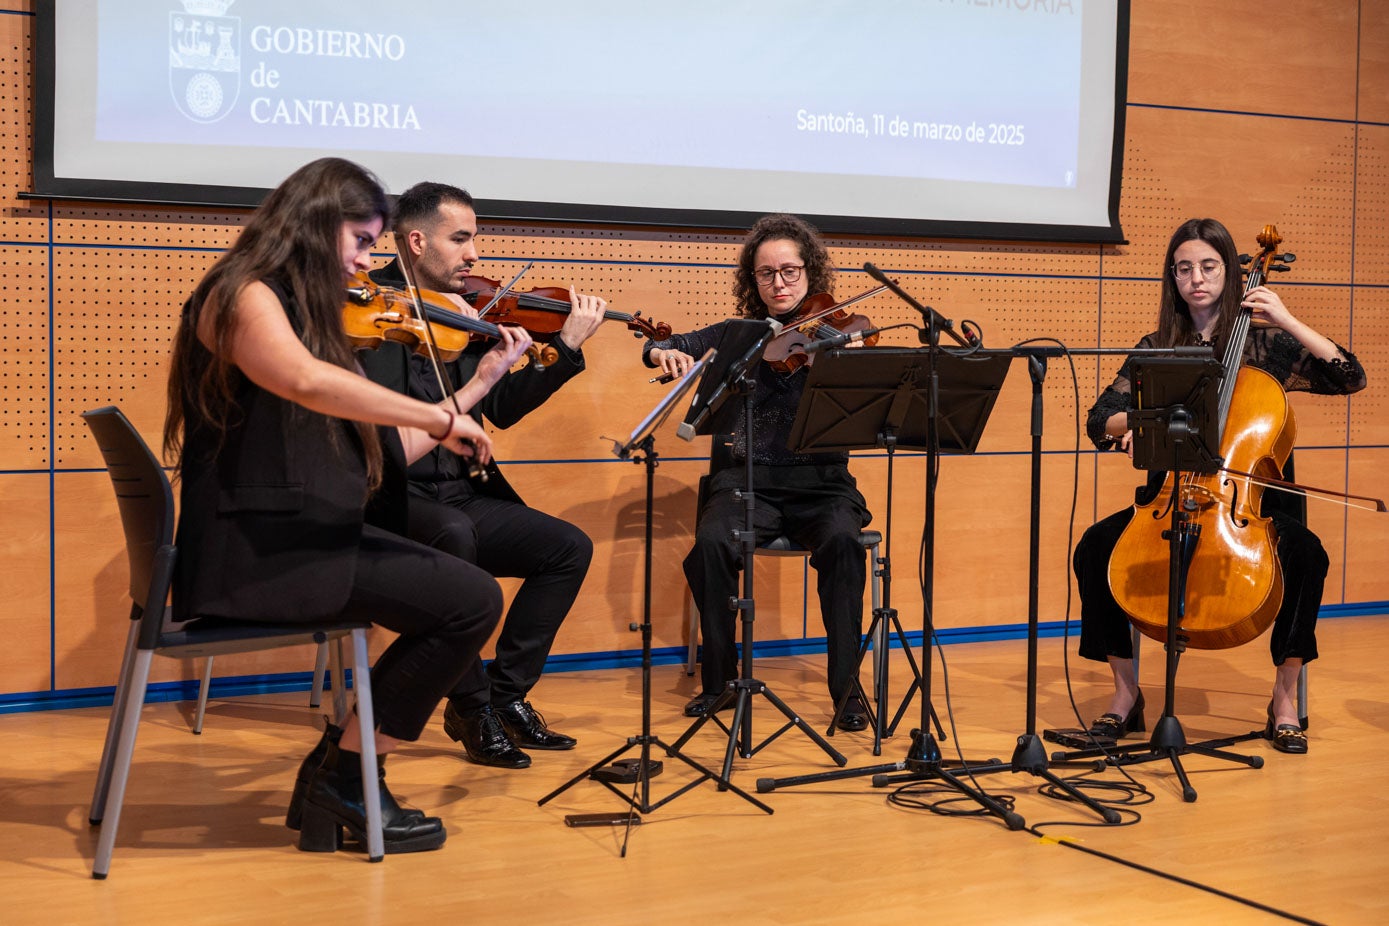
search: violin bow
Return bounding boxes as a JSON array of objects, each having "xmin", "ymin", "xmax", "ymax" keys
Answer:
[
  {"xmin": 1221, "ymin": 466, "xmax": 1386, "ymax": 513},
  {"xmin": 391, "ymin": 236, "xmax": 488, "ymax": 481},
  {"xmin": 476, "ymin": 260, "xmax": 534, "ymax": 318}
]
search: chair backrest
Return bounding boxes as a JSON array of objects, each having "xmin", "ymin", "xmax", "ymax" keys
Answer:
[{"xmin": 82, "ymin": 407, "xmax": 176, "ymax": 611}]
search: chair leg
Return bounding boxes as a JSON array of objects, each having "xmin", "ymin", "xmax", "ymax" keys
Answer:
[
  {"xmin": 348, "ymin": 629, "xmax": 384, "ymax": 862},
  {"xmin": 92, "ymin": 649, "xmax": 156, "ymax": 879},
  {"xmin": 192, "ymin": 657, "xmax": 214, "ymax": 735},
  {"xmin": 330, "ymin": 638, "xmax": 349, "ymax": 723},
  {"xmin": 866, "ymin": 539, "xmax": 884, "ymax": 666},
  {"xmin": 91, "ymin": 623, "xmax": 140, "ymax": 826},
  {"xmin": 309, "ymin": 641, "xmax": 330, "ymax": 709}
]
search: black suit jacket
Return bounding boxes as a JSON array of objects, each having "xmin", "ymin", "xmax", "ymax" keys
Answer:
[{"xmin": 358, "ymin": 259, "xmax": 585, "ymax": 507}]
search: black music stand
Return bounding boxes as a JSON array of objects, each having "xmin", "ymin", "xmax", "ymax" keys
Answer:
[
  {"xmin": 779, "ymin": 347, "xmax": 960, "ymax": 754},
  {"xmin": 537, "ymin": 350, "xmax": 771, "ymax": 854},
  {"xmin": 1053, "ymin": 356, "xmax": 1263, "ymax": 801},
  {"xmin": 671, "ymin": 320, "xmax": 849, "ymax": 783},
  {"xmin": 758, "ymin": 346, "xmax": 1020, "ymax": 828}
]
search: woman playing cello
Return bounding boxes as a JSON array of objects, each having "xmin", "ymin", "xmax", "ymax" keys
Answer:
[{"xmin": 1073, "ymin": 218, "xmax": 1366, "ymax": 754}]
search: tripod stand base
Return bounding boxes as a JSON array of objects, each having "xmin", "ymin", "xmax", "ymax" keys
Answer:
[
  {"xmin": 1050, "ymin": 714, "xmax": 1262, "ymax": 803},
  {"xmin": 538, "ymin": 733, "xmax": 773, "ymax": 815},
  {"xmin": 673, "ymin": 678, "xmax": 847, "ymax": 784}
]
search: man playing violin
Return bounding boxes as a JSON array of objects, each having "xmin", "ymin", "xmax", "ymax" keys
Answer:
[
  {"xmin": 1073, "ymin": 217, "xmax": 1366, "ymax": 754},
  {"xmin": 359, "ymin": 181, "xmax": 607, "ymax": 769},
  {"xmin": 644, "ymin": 213, "xmax": 873, "ymax": 730}
]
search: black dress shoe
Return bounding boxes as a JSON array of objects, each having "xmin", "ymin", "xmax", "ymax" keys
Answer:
[
  {"xmin": 443, "ymin": 702, "xmax": 532, "ymax": 769},
  {"xmin": 683, "ymin": 692, "xmax": 732, "ymax": 717},
  {"xmin": 1265, "ymin": 702, "xmax": 1308, "ymax": 754},
  {"xmin": 298, "ymin": 742, "xmax": 446, "ymax": 855},
  {"xmin": 1087, "ymin": 689, "xmax": 1146, "ymax": 739},
  {"xmin": 835, "ymin": 697, "xmax": 869, "ymax": 733},
  {"xmin": 494, "ymin": 699, "xmax": 577, "ymax": 750}
]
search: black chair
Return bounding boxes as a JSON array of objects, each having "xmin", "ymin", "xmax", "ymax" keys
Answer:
[
  {"xmin": 192, "ymin": 640, "xmax": 341, "ymax": 734},
  {"xmin": 82, "ymin": 406, "xmax": 384, "ymax": 877}
]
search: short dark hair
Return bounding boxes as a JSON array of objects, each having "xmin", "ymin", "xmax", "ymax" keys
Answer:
[{"xmin": 393, "ymin": 181, "xmax": 475, "ymax": 234}]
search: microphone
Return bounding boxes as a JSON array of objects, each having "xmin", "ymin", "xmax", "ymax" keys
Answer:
[
  {"xmin": 863, "ymin": 262, "xmax": 979, "ymax": 347},
  {"xmin": 802, "ymin": 326, "xmax": 882, "ymax": 355}
]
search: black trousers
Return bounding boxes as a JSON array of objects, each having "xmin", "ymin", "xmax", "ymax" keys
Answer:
[
  {"xmin": 338, "ymin": 524, "xmax": 503, "ymax": 741},
  {"xmin": 406, "ymin": 485, "xmax": 593, "ymax": 712},
  {"xmin": 685, "ymin": 464, "xmax": 868, "ymax": 702},
  {"xmin": 1074, "ymin": 506, "xmax": 1326, "ymax": 666}
]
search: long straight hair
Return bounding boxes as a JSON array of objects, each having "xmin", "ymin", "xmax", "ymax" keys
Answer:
[
  {"xmin": 164, "ymin": 157, "xmax": 391, "ymax": 487},
  {"xmin": 1154, "ymin": 217, "xmax": 1244, "ymax": 349}
]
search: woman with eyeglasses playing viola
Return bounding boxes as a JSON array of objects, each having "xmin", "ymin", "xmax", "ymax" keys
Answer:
[
  {"xmin": 1072, "ymin": 217, "xmax": 1365, "ymax": 754},
  {"xmin": 643, "ymin": 213, "xmax": 873, "ymax": 730}
]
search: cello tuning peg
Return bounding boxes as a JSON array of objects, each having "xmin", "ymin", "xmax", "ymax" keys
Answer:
[
  {"xmin": 1237, "ymin": 253, "xmax": 1252, "ymax": 265},
  {"xmin": 1279, "ymin": 252, "xmax": 1296, "ymax": 262},
  {"xmin": 1270, "ymin": 264, "xmax": 1292, "ymax": 272}
]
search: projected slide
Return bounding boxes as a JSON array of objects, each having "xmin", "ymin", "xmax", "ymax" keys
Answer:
[{"xmin": 37, "ymin": 0, "xmax": 1126, "ymax": 241}]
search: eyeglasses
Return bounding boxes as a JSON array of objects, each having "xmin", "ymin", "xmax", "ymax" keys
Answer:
[
  {"xmin": 752, "ymin": 264, "xmax": 804, "ymax": 286},
  {"xmin": 1172, "ymin": 259, "xmax": 1225, "ymax": 280}
]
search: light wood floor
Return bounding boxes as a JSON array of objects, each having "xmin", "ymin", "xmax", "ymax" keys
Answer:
[{"xmin": 3, "ymin": 616, "xmax": 1387, "ymax": 925}]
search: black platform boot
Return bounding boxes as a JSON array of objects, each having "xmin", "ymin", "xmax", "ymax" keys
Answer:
[
  {"xmin": 297, "ymin": 741, "xmax": 446, "ymax": 854},
  {"xmin": 286, "ymin": 724, "xmax": 426, "ymax": 831},
  {"xmin": 285, "ymin": 722, "xmax": 340, "ymax": 831}
]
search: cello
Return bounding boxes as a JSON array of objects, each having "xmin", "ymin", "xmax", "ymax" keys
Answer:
[{"xmin": 1108, "ymin": 225, "xmax": 1295, "ymax": 650}]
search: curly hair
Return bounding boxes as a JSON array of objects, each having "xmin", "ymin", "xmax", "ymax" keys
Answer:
[
  {"xmin": 732, "ymin": 213, "xmax": 835, "ymax": 319},
  {"xmin": 1154, "ymin": 218, "xmax": 1243, "ymax": 350},
  {"xmin": 164, "ymin": 157, "xmax": 391, "ymax": 486}
]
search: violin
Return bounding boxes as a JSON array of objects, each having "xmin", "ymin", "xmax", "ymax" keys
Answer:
[
  {"xmin": 344, "ymin": 272, "xmax": 504, "ymax": 362},
  {"xmin": 459, "ymin": 274, "xmax": 671, "ymax": 342},
  {"xmin": 762, "ymin": 285, "xmax": 887, "ymax": 374}
]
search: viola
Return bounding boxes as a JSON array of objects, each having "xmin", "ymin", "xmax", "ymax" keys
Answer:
[
  {"xmin": 762, "ymin": 285, "xmax": 887, "ymax": 374},
  {"xmin": 459, "ymin": 274, "xmax": 671, "ymax": 342},
  {"xmin": 344, "ymin": 272, "xmax": 504, "ymax": 362},
  {"xmin": 1108, "ymin": 225, "xmax": 1294, "ymax": 650}
]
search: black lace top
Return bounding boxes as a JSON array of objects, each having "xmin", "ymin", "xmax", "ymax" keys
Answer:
[{"xmin": 1086, "ymin": 327, "xmax": 1367, "ymax": 451}]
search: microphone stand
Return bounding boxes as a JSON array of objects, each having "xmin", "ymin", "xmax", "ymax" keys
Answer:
[
  {"xmin": 538, "ymin": 362, "xmax": 771, "ymax": 853},
  {"xmin": 757, "ymin": 267, "xmax": 1021, "ymax": 830}
]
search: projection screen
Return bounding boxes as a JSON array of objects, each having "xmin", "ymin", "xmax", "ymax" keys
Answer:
[{"xmin": 32, "ymin": 0, "xmax": 1129, "ymax": 242}]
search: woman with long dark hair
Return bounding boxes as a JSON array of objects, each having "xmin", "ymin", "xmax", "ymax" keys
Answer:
[
  {"xmin": 164, "ymin": 157, "xmax": 531, "ymax": 852},
  {"xmin": 1074, "ymin": 218, "xmax": 1366, "ymax": 754}
]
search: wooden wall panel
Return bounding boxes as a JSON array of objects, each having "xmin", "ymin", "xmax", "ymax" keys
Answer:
[
  {"xmin": 0, "ymin": 6, "xmax": 47, "ymax": 244},
  {"xmin": 1128, "ymin": 0, "xmax": 1361, "ymax": 120},
  {"xmin": 1344, "ymin": 449, "xmax": 1389, "ymax": 603},
  {"xmin": 0, "ymin": 473, "xmax": 50, "ymax": 695},
  {"xmin": 3, "ymin": 3, "xmax": 1386, "ymax": 704},
  {"xmin": 53, "ymin": 248, "xmax": 217, "ymax": 468},
  {"xmin": 1360, "ymin": 0, "xmax": 1389, "ymax": 123},
  {"xmin": 0, "ymin": 245, "xmax": 49, "ymax": 470},
  {"xmin": 1347, "ymin": 285, "xmax": 1389, "ymax": 446},
  {"xmin": 1354, "ymin": 125, "xmax": 1389, "ymax": 286},
  {"xmin": 1115, "ymin": 108, "xmax": 1358, "ymax": 283}
]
